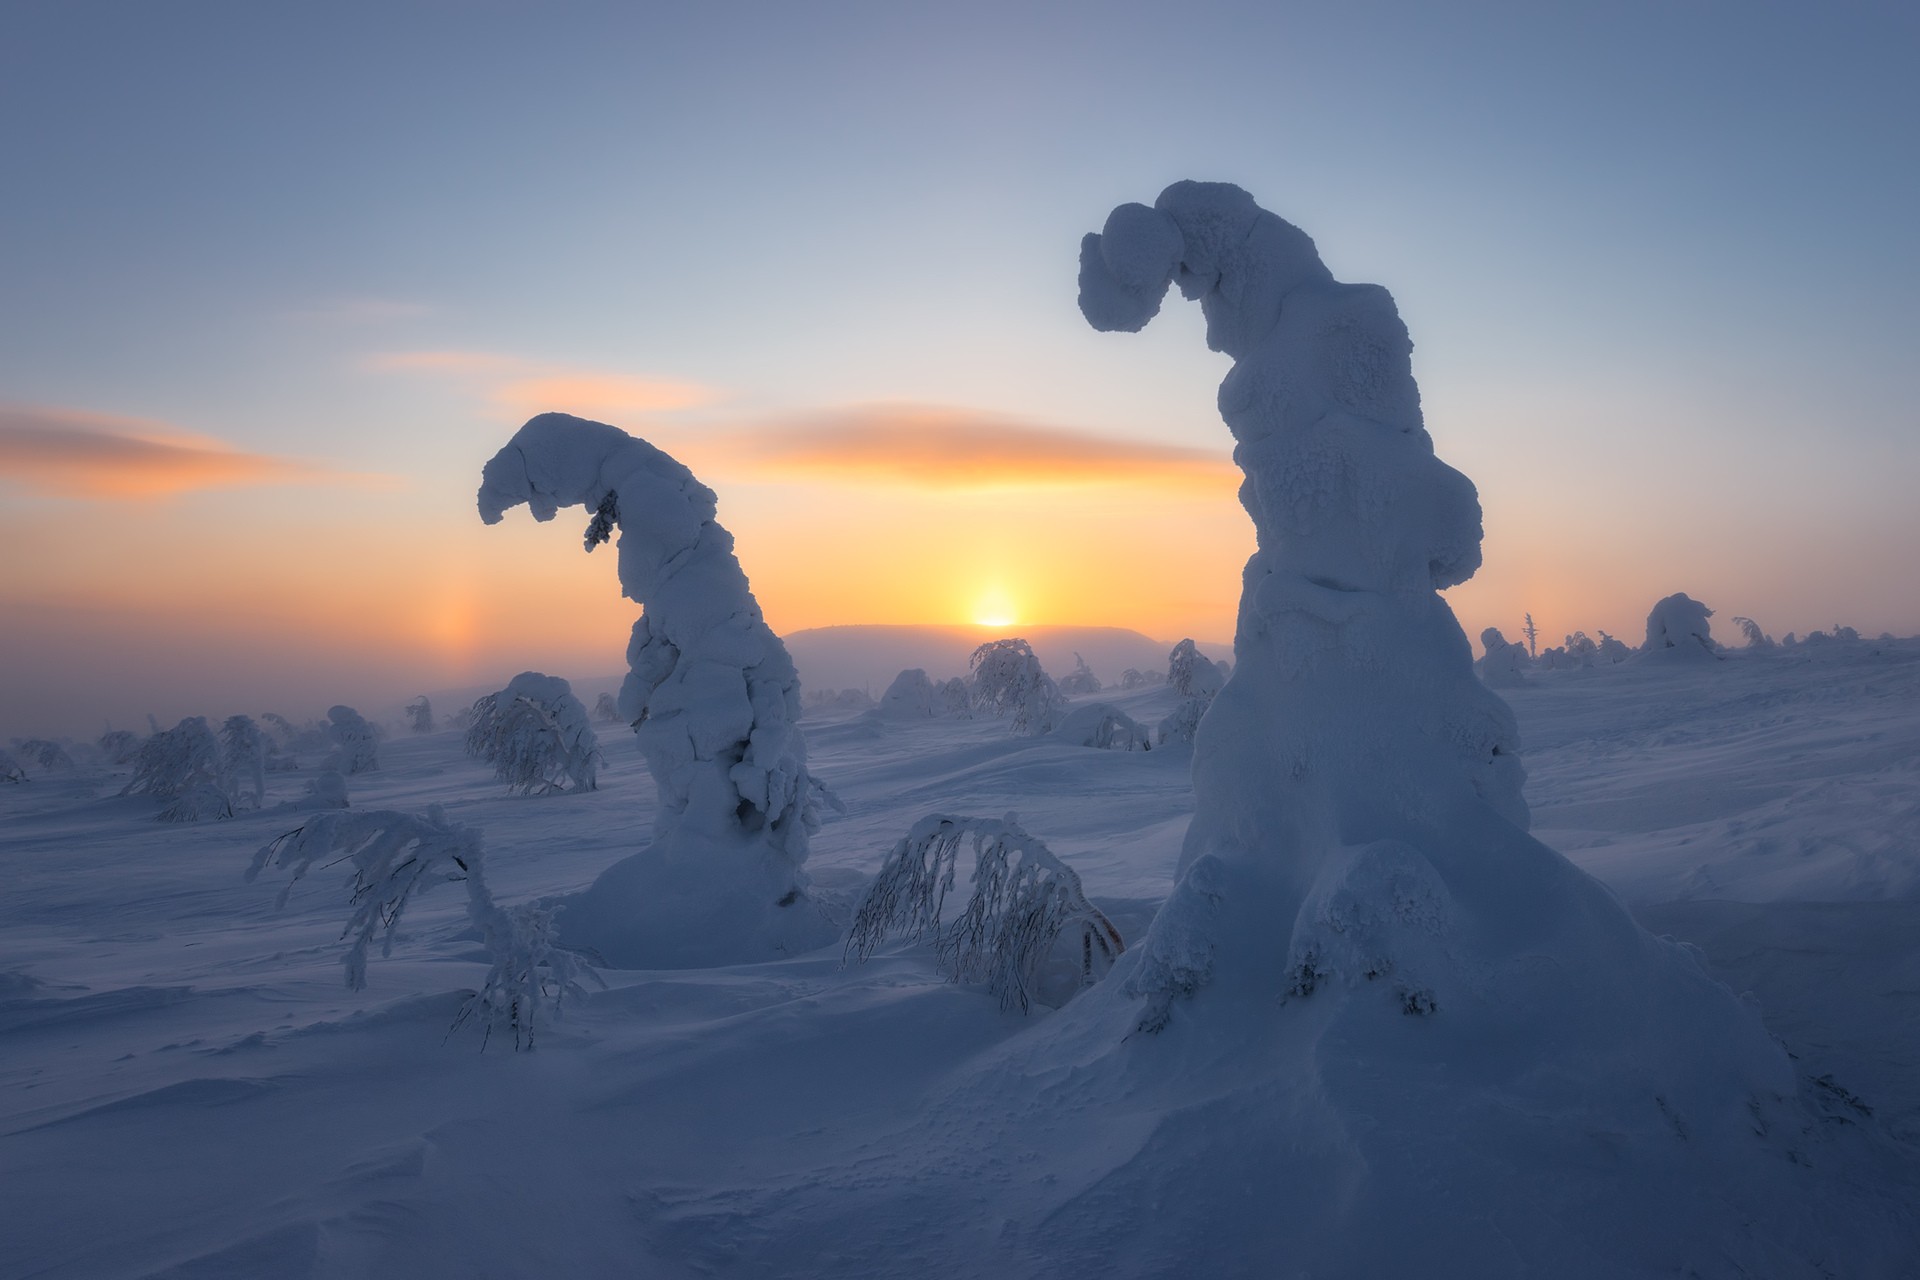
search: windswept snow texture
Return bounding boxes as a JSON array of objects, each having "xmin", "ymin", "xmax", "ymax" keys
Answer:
[{"xmin": 479, "ymin": 414, "xmax": 835, "ymax": 967}]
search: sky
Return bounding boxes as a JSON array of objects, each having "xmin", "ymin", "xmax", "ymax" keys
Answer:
[{"xmin": 2, "ymin": 1, "xmax": 1916, "ymax": 737}]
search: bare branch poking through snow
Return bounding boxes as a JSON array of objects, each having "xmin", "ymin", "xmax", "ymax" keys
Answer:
[
  {"xmin": 846, "ymin": 814, "xmax": 1123, "ymax": 1013},
  {"xmin": 247, "ymin": 806, "xmax": 597, "ymax": 1050}
]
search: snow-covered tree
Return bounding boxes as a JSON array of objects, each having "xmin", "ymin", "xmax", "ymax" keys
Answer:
[
  {"xmin": 935, "ymin": 676, "xmax": 972, "ymax": 716},
  {"xmin": 464, "ymin": 671, "xmax": 601, "ymax": 795},
  {"xmin": 0, "ymin": 749, "xmax": 24, "ymax": 784},
  {"xmin": 247, "ymin": 806, "xmax": 596, "ymax": 1049},
  {"xmin": 968, "ymin": 638, "xmax": 1064, "ymax": 734},
  {"xmin": 1057, "ymin": 652, "xmax": 1102, "ymax": 696},
  {"xmin": 1475, "ymin": 627, "xmax": 1528, "ymax": 687},
  {"xmin": 478, "ymin": 413, "xmax": 837, "ymax": 967},
  {"xmin": 1077, "ymin": 182, "xmax": 1792, "ymax": 1193},
  {"xmin": 325, "ymin": 705, "xmax": 380, "ymax": 773},
  {"xmin": 847, "ymin": 814, "xmax": 1124, "ymax": 1013},
  {"xmin": 1728, "ymin": 616, "xmax": 1772, "ymax": 650},
  {"xmin": 1166, "ymin": 638, "xmax": 1224, "ymax": 699},
  {"xmin": 123, "ymin": 716, "xmax": 231, "ymax": 821},
  {"xmin": 877, "ymin": 668, "xmax": 938, "ymax": 719},
  {"xmin": 1522, "ymin": 612, "xmax": 1539, "ymax": 658},
  {"xmin": 591, "ymin": 692, "xmax": 622, "ymax": 723},
  {"xmin": 98, "ymin": 729, "xmax": 142, "ymax": 764},
  {"xmin": 220, "ymin": 715, "xmax": 268, "ymax": 809},
  {"xmin": 1117, "ymin": 667, "xmax": 1163, "ymax": 689},
  {"xmin": 404, "ymin": 696, "xmax": 435, "ymax": 734},
  {"xmin": 1641, "ymin": 592, "xmax": 1718, "ymax": 660},
  {"xmin": 1595, "ymin": 630, "xmax": 1631, "ymax": 663},
  {"xmin": 15, "ymin": 739, "xmax": 74, "ymax": 771}
]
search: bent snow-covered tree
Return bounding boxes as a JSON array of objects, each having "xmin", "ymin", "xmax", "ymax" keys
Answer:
[
  {"xmin": 478, "ymin": 413, "xmax": 836, "ymax": 966},
  {"xmin": 967, "ymin": 638, "xmax": 1064, "ymax": 734},
  {"xmin": 1067, "ymin": 183, "xmax": 1830, "ymax": 1263},
  {"xmin": 1642, "ymin": 592, "xmax": 1718, "ymax": 660}
]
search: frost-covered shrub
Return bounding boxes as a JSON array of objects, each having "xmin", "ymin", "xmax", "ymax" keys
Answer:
[
  {"xmin": 220, "ymin": 715, "xmax": 268, "ymax": 809},
  {"xmin": 98, "ymin": 729, "xmax": 142, "ymax": 764},
  {"xmin": 1053, "ymin": 702, "xmax": 1151, "ymax": 751},
  {"xmin": 15, "ymin": 739, "xmax": 74, "ymax": 771},
  {"xmin": 326, "ymin": 705, "xmax": 380, "ymax": 773},
  {"xmin": 247, "ymin": 806, "xmax": 597, "ymax": 1049},
  {"xmin": 1166, "ymin": 638, "xmax": 1224, "ymax": 699},
  {"xmin": 1118, "ymin": 667, "xmax": 1163, "ymax": 689},
  {"xmin": 936, "ymin": 676, "xmax": 972, "ymax": 716},
  {"xmin": 465, "ymin": 671, "xmax": 601, "ymax": 795},
  {"xmin": 0, "ymin": 749, "xmax": 24, "ymax": 784},
  {"xmin": 1642, "ymin": 592, "xmax": 1717, "ymax": 660},
  {"xmin": 124, "ymin": 716, "xmax": 230, "ymax": 820},
  {"xmin": 592, "ymin": 692, "xmax": 622, "ymax": 723},
  {"xmin": 1595, "ymin": 631, "xmax": 1631, "ymax": 663},
  {"xmin": 1475, "ymin": 628, "xmax": 1528, "ymax": 687},
  {"xmin": 1057, "ymin": 652, "xmax": 1102, "ymax": 696},
  {"xmin": 404, "ymin": 696, "xmax": 435, "ymax": 734},
  {"xmin": 846, "ymin": 814, "xmax": 1124, "ymax": 1013},
  {"xmin": 299, "ymin": 769, "xmax": 350, "ymax": 810},
  {"xmin": 1562, "ymin": 631, "xmax": 1597, "ymax": 667},
  {"xmin": 1831, "ymin": 624, "xmax": 1860, "ymax": 643},
  {"xmin": 968, "ymin": 638, "xmax": 1064, "ymax": 735},
  {"xmin": 1730, "ymin": 616, "xmax": 1772, "ymax": 650},
  {"xmin": 478, "ymin": 413, "xmax": 837, "ymax": 967},
  {"xmin": 877, "ymin": 668, "xmax": 938, "ymax": 719}
]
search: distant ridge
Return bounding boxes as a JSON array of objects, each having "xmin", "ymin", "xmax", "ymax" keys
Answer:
[{"xmin": 782, "ymin": 624, "xmax": 1231, "ymax": 696}]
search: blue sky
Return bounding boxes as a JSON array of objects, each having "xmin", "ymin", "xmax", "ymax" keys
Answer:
[{"xmin": 2, "ymin": 1, "xmax": 1916, "ymax": 733}]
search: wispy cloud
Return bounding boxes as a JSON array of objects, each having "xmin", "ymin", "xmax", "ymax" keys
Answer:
[
  {"xmin": 369, "ymin": 349, "xmax": 713, "ymax": 421},
  {"xmin": 0, "ymin": 404, "xmax": 392, "ymax": 500},
  {"xmin": 707, "ymin": 404, "xmax": 1237, "ymax": 493}
]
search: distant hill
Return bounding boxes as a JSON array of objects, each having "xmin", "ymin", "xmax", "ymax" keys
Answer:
[{"xmin": 782, "ymin": 624, "xmax": 1231, "ymax": 697}]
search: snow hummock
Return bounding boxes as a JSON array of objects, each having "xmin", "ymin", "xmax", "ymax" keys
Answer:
[{"xmin": 479, "ymin": 413, "xmax": 837, "ymax": 966}]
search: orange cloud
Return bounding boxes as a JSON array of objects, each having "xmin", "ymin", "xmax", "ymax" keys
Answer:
[
  {"xmin": 0, "ymin": 404, "xmax": 391, "ymax": 500},
  {"xmin": 369, "ymin": 349, "xmax": 713, "ymax": 420},
  {"xmin": 707, "ymin": 404, "xmax": 1238, "ymax": 493}
]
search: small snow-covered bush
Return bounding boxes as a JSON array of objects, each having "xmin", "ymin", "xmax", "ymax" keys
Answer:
[
  {"xmin": 1054, "ymin": 702, "xmax": 1151, "ymax": 751},
  {"xmin": 15, "ymin": 739, "xmax": 74, "ymax": 771},
  {"xmin": 1156, "ymin": 696, "xmax": 1211, "ymax": 746},
  {"xmin": 877, "ymin": 668, "xmax": 938, "ymax": 719},
  {"xmin": 1118, "ymin": 667, "xmax": 1163, "ymax": 689},
  {"xmin": 465, "ymin": 672, "xmax": 601, "ymax": 795},
  {"xmin": 248, "ymin": 806, "xmax": 597, "ymax": 1049},
  {"xmin": 591, "ymin": 692, "xmax": 622, "ymax": 724},
  {"xmin": 124, "ymin": 717, "xmax": 231, "ymax": 820},
  {"xmin": 0, "ymin": 749, "xmax": 24, "ymax": 784},
  {"xmin": 98, "ymin": 729, "xmax": 142, "ymax": 764},
  {"xmin": 1596, "ymin": 631, "xmax": 1631, "ymax": 663},
  {"xmin": 1167, "ymin": 638, "xmax": 1225, "ymax": 699},
  {"xmin": 936, "ymin": 676, "xmax": 972, "ymax": 716},
  {"xmin": 1730, "ymin": 617, "xmax": 1772, "ymax": 650},
  {"xmin": 404, "ymin": 696, "xmax": 435, "ymax": 734},
  {"xmin": 968, "ymin": 639, "xmax": 1064, "ymax": 735},
  {"xmin": 846, "ymin": 814, "xmax": 1123, "ymax": 1013},
  {"xmin": 1642, "ymin": 593, "xmax": 1718, "ymax": 660},
  {"xmin": 1057, "ymin": 652, "xmax": 1102, "ymax": 696},
  {"xmin": 326, "ymin": 705, "xmax": 380, "ymax": 773}
]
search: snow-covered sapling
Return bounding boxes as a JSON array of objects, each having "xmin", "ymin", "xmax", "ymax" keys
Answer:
[
  {"xmin": 592, "ymin": 692, "xmax": 622, "ymax": 724},
  {"xmin": 968, "ymin": 638, "xmax": 1064, "ymax": 735},
  {"xmin": 1730, "ymin": 617, "xmax": 1772, "ymax": 649},
  {"xmin": 220, "ymin": 715, "xmax": 269, "ymax": 809},
  {"xmin": 846, "ymin": 814, "xmax": 1124, "ymax": 1013},
  {"xmin": 1595, "ymin": 631, "xmax": 1631, "ymax": 663},
  {"xmin": 98, "ymin": 729, "xmax": 142, "ymax": 764},
  {"xmin": 1166, "ymin": 638, "xmax": 1224, "ymax": 699},
  {"xmin": 326, "ymin": 705, "xmax": 380, "ymax": 773},
  {"xmin": 464, "ymin": 671, "xmax": 601, "ymax": 795},
  {"xmin": 248, "ymin": 806, "xmax": 596, "ymax": 1049},
  {"xmin": 123, "ymin": 716, "xmax": 231, "ymax": 821},
  {"xmin": 1057, "ymin": 653, "xmax": 1102, "ymax": 696},
  {"xmin": 404, "ymin": 696, "xmax": 435, "ymax": 734},
  {"xmin": 1642, "ymin": 593, "xmax": 1718, "ymax": 660},
  {"xmin": 1475, "ymin": 628, "xmax": 1528, "ymax": 687},
  {"xmin": 478, "ymin": 413, "xmax": 837, "ymax": 966},
  {"xmin": 0, "ymin": 749, "xmax": 24, "ymax": 784}
]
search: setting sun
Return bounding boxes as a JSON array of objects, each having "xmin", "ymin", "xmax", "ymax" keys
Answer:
[{"xmin": 971, "ymin": 585, "xmax": 1018, "ymax": 629}]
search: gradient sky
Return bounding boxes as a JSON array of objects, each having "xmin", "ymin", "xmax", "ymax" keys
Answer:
[{"xmin": 3, "ymin": 1, "xmax": 1916, "ymax": 737}]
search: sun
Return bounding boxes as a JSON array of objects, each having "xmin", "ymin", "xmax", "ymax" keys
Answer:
[{"xmin": 971, "ymin": 586, "xmax": 1018, "ymax": 630}]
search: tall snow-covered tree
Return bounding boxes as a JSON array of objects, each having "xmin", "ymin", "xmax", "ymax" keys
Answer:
[
  {"xmin": 478, "ymin": 413, "xmax": 836, "ymax": 966},
  {"xmin": 404, "ymin": 696, "xmax": 435, "ymax": 734}
]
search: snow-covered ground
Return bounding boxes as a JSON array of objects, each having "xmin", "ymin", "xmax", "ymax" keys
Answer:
[{"xmin": 2, "ymin": 639, "xmax": 1916, "ymax": 1277}]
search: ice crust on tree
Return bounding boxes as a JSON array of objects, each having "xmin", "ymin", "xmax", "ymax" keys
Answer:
[
  {"xmin": 1643, "ymin": 591, "xmax": 1719, "ymax": 659},
  {"xmin": 478, "ymin": 413, "xmax": 836, "ymax": 967}
]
